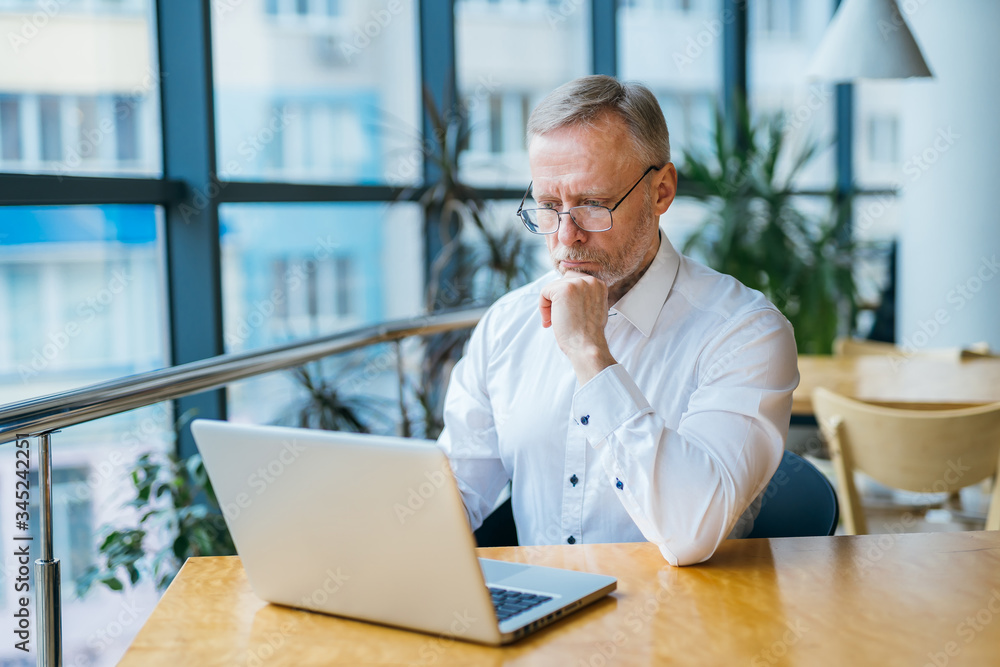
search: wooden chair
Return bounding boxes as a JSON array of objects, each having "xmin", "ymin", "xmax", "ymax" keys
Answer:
[
  {"xmin": 833, "ymin": 337, "xmax": 900, "ymax": 357},
  {"xmin": 812, "ymin": 387, "xmax": 1000, "ymax": 534}
]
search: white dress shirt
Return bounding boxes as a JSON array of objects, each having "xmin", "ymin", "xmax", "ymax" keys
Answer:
[{"xmin": 436, "ymin": 231, "xmax": 799, "ymax": 566}]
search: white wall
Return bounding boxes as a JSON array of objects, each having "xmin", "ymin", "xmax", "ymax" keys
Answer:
[{"xmin": 897, "ymin": 0, "xmax": 1000, "ymax": 351}]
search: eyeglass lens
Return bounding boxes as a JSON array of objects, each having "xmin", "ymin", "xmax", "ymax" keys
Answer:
[{"xmin": 521, "ymin": 206, "xmax": 612, "ymax": 234}]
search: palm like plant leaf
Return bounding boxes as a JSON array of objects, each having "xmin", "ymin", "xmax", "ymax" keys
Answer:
[
  {"xmin": 679, "ymin": 101, "xmax": 858, "ymax": 353},
  {"xmin": 395, "ymin": 87, "xmax": 538, "ymax": 437}
]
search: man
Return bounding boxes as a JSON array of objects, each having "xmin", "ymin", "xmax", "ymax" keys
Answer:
[{"xmin": 436, "ymin": 75, "xmax": 799, "ymax": 566}]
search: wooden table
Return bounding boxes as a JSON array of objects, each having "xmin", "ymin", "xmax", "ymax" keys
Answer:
[
  {"xmin": 121, "ymin": 532, "xmax": 1000, "ymax": 666},
  {"xmin": 793, "ymin": 354, "xmax": 1000, "ymax": 416}
]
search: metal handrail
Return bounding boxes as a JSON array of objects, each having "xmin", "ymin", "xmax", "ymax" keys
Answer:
[{"xmin": 0, "ymin": 308, "xmax": 485, "ymax": 443}]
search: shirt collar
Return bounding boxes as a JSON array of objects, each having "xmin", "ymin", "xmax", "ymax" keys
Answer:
[{"xmin": 609, "ymin": 229, "xmax": 680, "ymax": 337}]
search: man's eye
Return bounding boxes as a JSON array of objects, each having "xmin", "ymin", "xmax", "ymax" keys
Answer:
[
  {"xmin": 582, "ymin": 201, "xmax": 602, "ymax": 207},
  {"xmin": 538, "ymin": 203, "xmax": 558, "ymax": 210}
]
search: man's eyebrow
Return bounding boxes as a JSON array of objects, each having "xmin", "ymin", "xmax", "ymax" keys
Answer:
[{"xmin": 532, "ymin": 187, "xmax": 612, "ymax": 200}]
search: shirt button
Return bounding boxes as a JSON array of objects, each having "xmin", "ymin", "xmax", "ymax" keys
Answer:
[
  {"xmin": 616, "ymin": 478, "xmax": 624, "ymax": 490},
  {"xmin": 580, "ymin": 415, "xmax": 590, "ymax": 425},
  {"xmin": 567, "ymin": 536, "xmax": 576, "ymax": 545},
  {"xmin": 569, "ymin": 474, "xmax": 578, "ymax": 486}
]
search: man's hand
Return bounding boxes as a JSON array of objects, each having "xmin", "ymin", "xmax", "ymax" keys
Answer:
[{"xmin": 539, "ymin": 271, "xmax": 618, "ymax": 385}]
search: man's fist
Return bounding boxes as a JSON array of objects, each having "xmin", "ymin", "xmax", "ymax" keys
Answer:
[{"xmin": 539, "ymin": 271, "xmax": 617, "ymax": 385}]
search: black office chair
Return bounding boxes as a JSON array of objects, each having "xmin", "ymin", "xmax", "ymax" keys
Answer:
[
  {"xmin": 474, "ymin": 495, "xmax": 519, "ymax": 547},
  {"xmin": 744, "ymin": 450, "xmax": 840, "ymax": 539}
]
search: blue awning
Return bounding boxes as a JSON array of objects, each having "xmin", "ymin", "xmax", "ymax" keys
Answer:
[{"xmin": 0, "ymin": 205, "xmax": 158, "ymax": 245}]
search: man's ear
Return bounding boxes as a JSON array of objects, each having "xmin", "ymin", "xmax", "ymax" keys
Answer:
[{"xmin": 653, "ymin": 163, "xmax": 678, "ymax": 216}]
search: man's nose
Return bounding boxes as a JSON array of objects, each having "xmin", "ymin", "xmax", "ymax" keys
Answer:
[{"xmin": 556, "ymin": 210, "xmax": 589, "ymax": 246}]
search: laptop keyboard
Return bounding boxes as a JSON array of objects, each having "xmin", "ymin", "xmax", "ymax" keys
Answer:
[{"xmin": 488, "ymin": 587, "xmax": 553, "ymax": 622}]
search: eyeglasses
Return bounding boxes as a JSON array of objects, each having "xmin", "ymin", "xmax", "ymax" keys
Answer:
[{"xmin": 516, "ymin": 165, "xmax": 661, "ymax": 235}]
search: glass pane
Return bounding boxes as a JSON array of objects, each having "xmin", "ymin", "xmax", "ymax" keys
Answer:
[
  {"xmin": 847, "ymin": 65, "xmax": 903, "ymax": 342},
  {"xmin": 661, "ymin": 196, "xmax": 718, "ymax": 252},
  {"xmin": 211, "ymin": 1, "xmax": 421, "ymax": 184},
  {"xmin": 0, "ymin": 1, "xmax": 162, "ymax": 176},
  {"xmin": 619, "ymin": 2, "xmax": 723, "ymax": 253},
  {"xmin": 853, "ymin": 194, "xmax": 899, "ymax": 339},
  {"xmin": 854, "ymin": 80, "xmax": 906, "ymax": 190},
  {"xmin": 0, "ymin": 205, "xmax": 168, "ymax": 402},
  {"xmin": 619, "ymin": 0, "xmax": 722, "ymax": 166},
  {"xmin": 221, "ymin": 201, "xmax": 424, "ymax": 427},
  {"xmin": 0, "ymin": 204, "xmax": 171, "ymax": 665},
  {"xmin": 220, "ymin": 202, "xmax": 423, "ymax": 354},
  {"xmin": 0, "ymin": 408, "xmax": 174, "ymax": 667},
  {"xmin": 749, "ymin": 0, "xmax": 836, "ymax": 189},
  {"xmin": 457, "ymin": 0, "xmax": 590, "ymax": 188},
  {"xmin": 474, "ymin": 198, "xmax": 549, "ymax": 289},
  {"xmin": 222, "ymin": 199, "xmax": 548, "ymax": 438}
]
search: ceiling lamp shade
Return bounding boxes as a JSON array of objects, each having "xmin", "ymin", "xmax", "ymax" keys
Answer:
[{"xmin": 807, "ymin": 0, "xmax": 933, "ymax": 81}]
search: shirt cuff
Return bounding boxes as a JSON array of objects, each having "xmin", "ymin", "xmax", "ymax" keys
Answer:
[{"xmin": 570, "ymin": 364, "xmax": 651, "ymax": 447}]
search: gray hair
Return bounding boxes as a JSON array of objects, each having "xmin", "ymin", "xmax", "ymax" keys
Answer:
[{"xmin": 526, "ymin": 75, "xmax": 670, "ymax": 167}]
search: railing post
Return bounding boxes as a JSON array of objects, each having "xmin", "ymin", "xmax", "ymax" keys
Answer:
[{"xmin": 35, "ymin": 430, "xmax": 62, "ymax": 667}]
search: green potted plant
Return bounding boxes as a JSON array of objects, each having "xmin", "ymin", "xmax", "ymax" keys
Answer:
[
  {"xmin": 77, "ymin": 446, "xmax": 235, "ymax": 594},
  {"xmin": 678, "ymin": 101, "xmax": 859, "ymax": 354},
  {"xmin": 397, "ymin": 87, "xmax": 537, "ymax": 438},
  {"xmin": 280, "ymin": 355, "xmax": 398, "ymax": 434}
]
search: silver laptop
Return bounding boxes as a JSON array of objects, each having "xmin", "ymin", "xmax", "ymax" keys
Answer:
[{"xmin": 191, "ymin": 419, "xmax": 617, "ymax": 645}]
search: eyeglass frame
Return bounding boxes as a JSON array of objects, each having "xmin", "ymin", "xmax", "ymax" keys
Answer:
[{"xmin": 516, "ymin": 164, "xmax": 662, "ymax": 235}]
